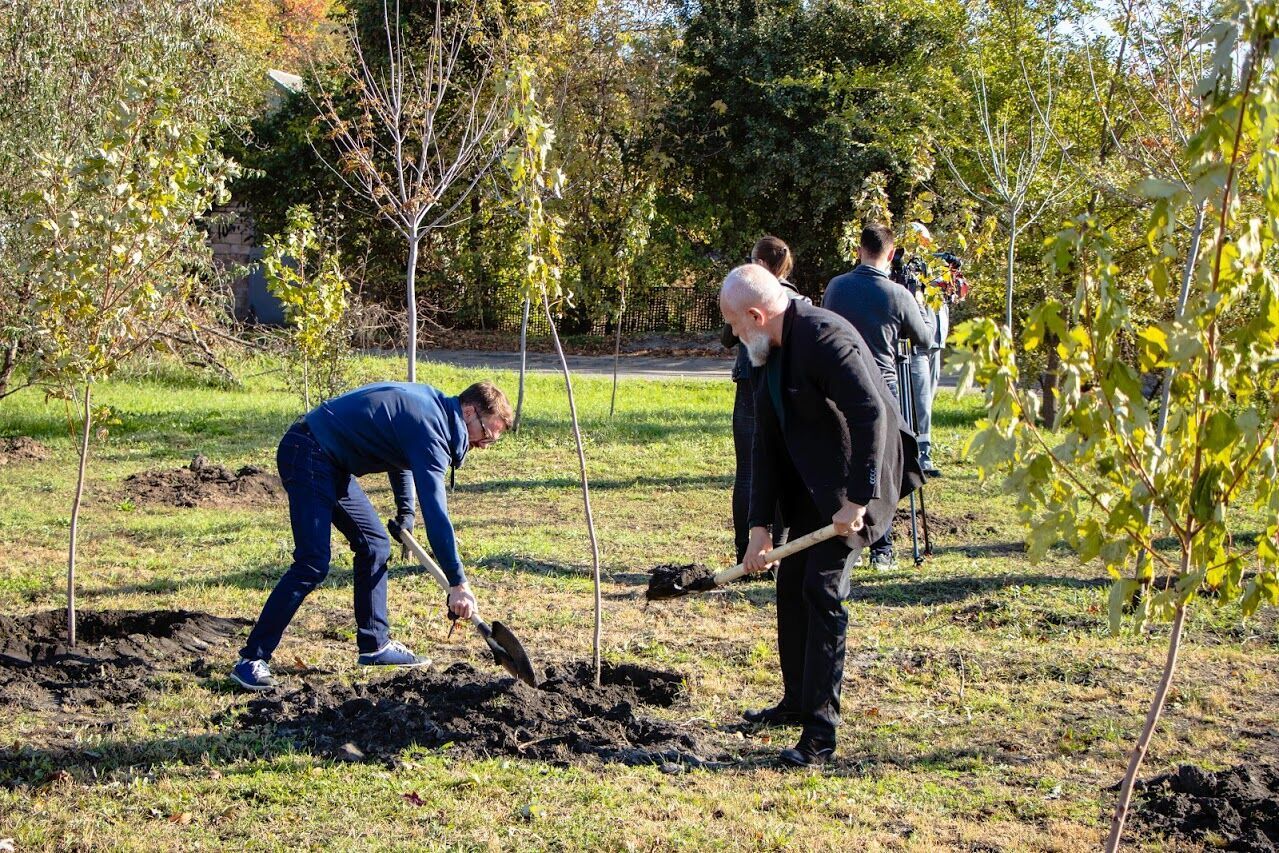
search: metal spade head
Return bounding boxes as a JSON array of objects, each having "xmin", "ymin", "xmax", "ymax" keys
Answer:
[{"xmin": 482, "ymin": 619, "xmax": 539, "ymax": 687}]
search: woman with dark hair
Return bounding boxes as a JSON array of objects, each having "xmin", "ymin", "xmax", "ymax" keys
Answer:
[{"xmin": 722, "ymin": 236, "xmax": 809, "ymax": 562}]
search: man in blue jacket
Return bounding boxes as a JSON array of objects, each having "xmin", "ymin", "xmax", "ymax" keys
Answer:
[{"xmin": 231, "ymin": 380, "xmax": 513, "ymax": 691}]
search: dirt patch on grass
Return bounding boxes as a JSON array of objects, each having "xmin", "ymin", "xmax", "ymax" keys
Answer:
[
  {"xmin": 240, "ymin": 661, "xmax": 723, "ymax": 769},
  {"xmin": 893, "ymin": 507, "xmax": 1000, "ymax": 538},
  {"xmin": 122, "ymin": 454, "xmax": 282, "ymax": 508},
  {"xmin": 1133, "ymin": 763, "xmax": 1279, "ymax": 851},
  {"xmin": 0, "ymin": 609, "xmax": 246, "ymax": 712},
  {"xmin": 0, "ymin": 436, "xmax": 49, "ymax": 465}
]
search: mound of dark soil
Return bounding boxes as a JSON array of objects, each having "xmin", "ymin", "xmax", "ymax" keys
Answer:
[
  {"xmin": 646, "ymin": 563, "xmax": 715, "ymax": 599},
  {"xmin": 122, "ymin": 454, "xmax": 282, "ymax": 508},
  {"xmin": 0, "ymin": 436, "xmax": 49, "ymax": 465},
  {"xmin": 0, "ymin": 609, "xmax": 246, "ymax": 712},
  {"xmin": 1133, "ymin": 763, "xmax": 1279, "ymax": 851},
  {"xmin": 240, "ymin": 661, "xmax": 722, "ymax": 769}
]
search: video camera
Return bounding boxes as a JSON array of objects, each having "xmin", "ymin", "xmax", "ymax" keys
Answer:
[{"xmin": 891, "ymin": 248, "xmax": 970, "ymax": 304}]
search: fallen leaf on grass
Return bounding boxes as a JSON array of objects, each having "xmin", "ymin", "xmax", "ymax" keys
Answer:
[
  {"xmin": 293, "ymin": 656, "xmax": 311, "ymax": 673},
  {"xmin": 169, "ymin": 812, "xmax": 193, "ymax": 825},
  {"xmin": 402, "ymin": 792, "xmax": 427, "ymax": 807},
  {"xmin": 864, "ymin": 707, "xmax": 881, "ymax": 718}
]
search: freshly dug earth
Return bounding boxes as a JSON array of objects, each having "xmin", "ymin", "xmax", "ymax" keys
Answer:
[
  {"xmin": 0, "ymin": 609, "xmax": 246, "ymax": 712},
  {"xmin": 241, "ymin": 661, "xmax": 722, "ymax": 769},
  {"xmin": 1133, "ymin": 763, "xmax": 1279, "ymax": 851},
  {"xmin": 0, "ymin": 436, "xmax": 49, "ymax": 465},
  {"xmin": 646, "ymin": 563, "xmax": 714, "ymax": 600},
  {"xmin": 123, "ymin": 454, "xmax": 282, "ymax": 508}
]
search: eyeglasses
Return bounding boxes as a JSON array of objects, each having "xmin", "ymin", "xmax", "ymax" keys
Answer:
[{"xmin": 470, "ymin": 413, "xmax": 496, "ymax": 445}]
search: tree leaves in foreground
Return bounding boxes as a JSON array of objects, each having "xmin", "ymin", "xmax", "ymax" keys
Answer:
[{"xmin": 950, "ymin": 2, "xmax": 1279, "ymax": 847}]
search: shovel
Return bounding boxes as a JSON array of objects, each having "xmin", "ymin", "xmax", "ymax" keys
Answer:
[
  {"xmin": 390, "ymin": 523, "xmax": 539, "ymax": 687},
  {"xmin": 647, "ymin": 524, "xmax": 841, "ymax": 601}
]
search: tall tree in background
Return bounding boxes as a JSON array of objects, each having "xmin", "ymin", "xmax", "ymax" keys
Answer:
[
  {"xmin": 662, "ymin": 0, "xmax": 965, "ymax": 292},
  {"xmin": 315, "ymin": 0, "xmax": 508, "ymax": 381}
]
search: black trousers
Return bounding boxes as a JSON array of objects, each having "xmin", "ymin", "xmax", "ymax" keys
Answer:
[
  {"xmin": 775, "ymin": 489, "xmax": 853, "ymax": 745},
  {"xmin": 731, "ymin": 377, "xmax": 787, "ymax": 562}
]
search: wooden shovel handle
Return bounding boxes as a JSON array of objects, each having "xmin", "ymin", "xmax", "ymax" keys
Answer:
[
  {"xmin": 711, "ymin": 524, "xmax": 841, "ymax": 588},
  {"xmin": 397, "ymin": 528, "xmax": 484, "ymax": 629}
]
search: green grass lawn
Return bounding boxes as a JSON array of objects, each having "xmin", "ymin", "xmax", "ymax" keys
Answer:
[{"xmin": 0, "ymin": 354, "xmax": 1274, "ymax": 851}]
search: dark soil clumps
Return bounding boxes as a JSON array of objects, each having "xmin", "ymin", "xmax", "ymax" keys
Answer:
[
  {"xmin": 0, "ymin": 609, "xmax": 246, "ymax": 712},
  {"xmin": 122, "ymin": 454, "xmax": 282, "ymax": 508},
  {"xmin": 0, "ymin": 436, "xmax": 49, "ymax": 465},
  {"xmin": 1133, "ymin": 763, "xmax": 1279, "ymax": 851},
  {"xmin": 646, "ymin": 563, "xmax": 715, "ymax": 600},
  {"xmin": 240, "ymin": 661, "xmax": 722, "ymax": 769}
]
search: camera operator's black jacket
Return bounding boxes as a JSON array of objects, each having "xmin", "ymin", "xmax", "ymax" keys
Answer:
[{"xmin": 749, "ymin": 300, "xmax": 923, "ymax": 547}]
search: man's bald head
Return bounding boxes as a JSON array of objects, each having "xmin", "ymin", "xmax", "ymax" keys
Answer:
[
  {"xmin": 720, "ymin": 263, "xmax": 789, "ymax": 317},
  {"xmin": 720, "ymin": 264, "xmax": 791, "ymax": 367}
]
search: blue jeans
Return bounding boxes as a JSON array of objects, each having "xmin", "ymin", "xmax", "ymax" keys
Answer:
[
  {"xmin": 909, "ymin": 348, "xmax": 939, "ymax": 462},
  {"xmin": 239, "ymin": 422, "xmax": 393, "ymax": 661}
]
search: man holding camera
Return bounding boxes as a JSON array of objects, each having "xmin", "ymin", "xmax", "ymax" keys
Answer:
[
  {"xmin": 821, "ymin": 223, "xmax": 934, "ymax": 570},
  {"xmin": 721, "ymin": 263, "xmax": 922, "ymax": 767}
]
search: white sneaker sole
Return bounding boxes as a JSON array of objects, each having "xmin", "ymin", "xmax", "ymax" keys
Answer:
[
  {"xmin": 230, "ymin": 672, "xmax": 276, "ymax": 692},
  {"xmin": 357, "ymin": 657, "xmax": 432, "ymax": 668}
]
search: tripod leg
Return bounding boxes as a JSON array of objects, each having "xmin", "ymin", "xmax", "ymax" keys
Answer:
[
  {"xmin": 918, "ymin": 477, "xmax": 932, "ymax": 556},
  {"xmin": 901, "ymin": 341, "xmax": 932, "ymax": 562},
  {"xmin": 896, "ymin": 350, "xmax": 921, "ymax": 566}
]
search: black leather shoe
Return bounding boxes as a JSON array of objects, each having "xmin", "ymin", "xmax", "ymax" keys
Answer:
[
  {"xmin": 742, "ymin": 704, "xmax": 803, "ymax": 726},
  {"xmin": 922, "ymin": 464, "xmax": 943, "ymax": 478},
  {"xmin": 779, "ymin": 739, "xmax": 835, "ymax": 768}
]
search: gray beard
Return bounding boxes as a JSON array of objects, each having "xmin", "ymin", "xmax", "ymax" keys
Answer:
[{"xmin": 744, "ymin": 331, "xmax": 774, "ymax": 367}]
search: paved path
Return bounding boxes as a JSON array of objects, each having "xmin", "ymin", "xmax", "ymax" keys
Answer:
[
  {"xmin": 421, "ymin": 348, "xmax": 733, "ymax": 381},
  {"xmin": 420, "ymin": 348, "xmax": 958, "ymax": 386}
]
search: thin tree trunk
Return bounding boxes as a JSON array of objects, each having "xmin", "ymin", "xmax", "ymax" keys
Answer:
[
  {"xmin": 609, "ymin": 289, "xmax": 625, "ymax": 418},
  {"xmin": 0, "ymin": 338, "xmax": 18, "ymax": 399},
  {"xmin": 514, "ymin": 296, "xmax": 531, "ymax": 432},
  {"xmin": 1145, "ymin": 202, "xmax": 1207, "ymax": 510},
  {"xmin": 542, "ymin": 291, "xmax": 603, "ymax": 686},
  {"xmin": 1106, "ymin": 598, "xmax": 1189, "ymax": 851},
  {"xmin": 1041, "ymin": 332, "xmax": 1060, "ymax": 426},
  {"xmin": 67, "ymin": 383, "xmax": 93, "ymax": 647},
  {"xmin": 406, "ymin": 233, "xmax": 421, "ymax": 383},
  {"xmin": 1005, "ymin": 210, "xmax": 1017, "ymax": 332},
  {"xmin": 303, "ymin": 357, "xmax": 311, "ymax": 410}
]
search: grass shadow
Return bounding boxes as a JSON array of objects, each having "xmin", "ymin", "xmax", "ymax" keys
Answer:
[
  {"xmin": 844, "ymin": 573, "xmax": 1108, "ymax": 607},
  {"xmin": 456, "ymin": 473, "xmax": 732, "ymax": 494}
]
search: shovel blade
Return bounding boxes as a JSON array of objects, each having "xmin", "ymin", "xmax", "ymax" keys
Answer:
[{"xmin": 484, "ymin": 620, "xmax": 539, "ymax": 687}]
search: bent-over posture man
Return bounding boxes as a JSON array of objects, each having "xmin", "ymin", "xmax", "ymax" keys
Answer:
[
  {"xmin": 822, "ymin": 223, "xmax": 933, "ymax": 570},
  {"xmin": 231, "ymin": 381, "xmax": 512, "ymax": 691},
  {"xmin": 721, "ymin": 264, "xmax": 923, "ymax": 766}
]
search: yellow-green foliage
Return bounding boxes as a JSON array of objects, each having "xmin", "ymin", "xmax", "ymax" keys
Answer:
[{"xmin": 261, "ymin": 204, "xmax": 351, "ymax": 409}]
